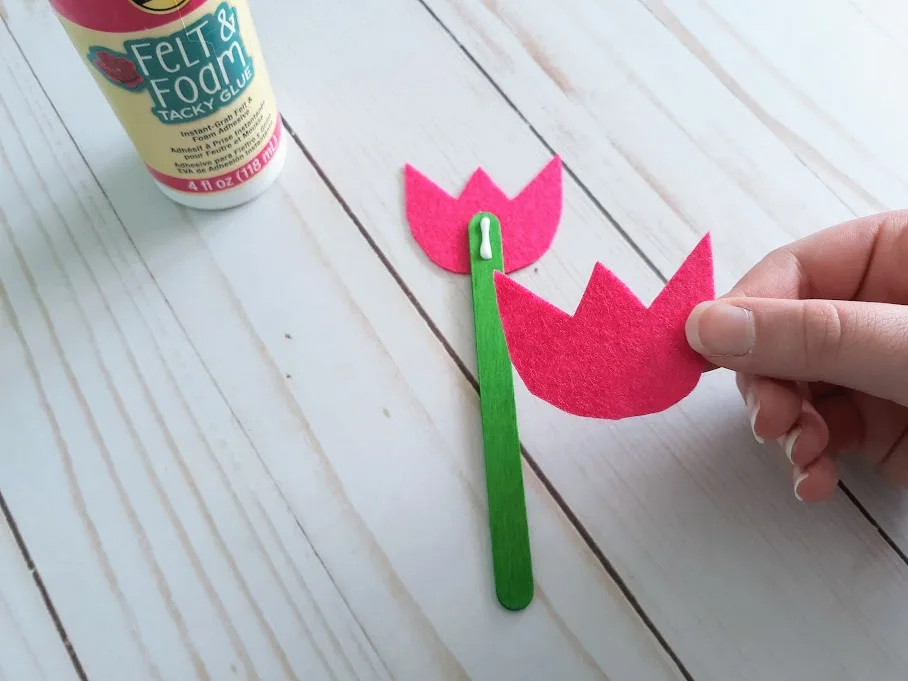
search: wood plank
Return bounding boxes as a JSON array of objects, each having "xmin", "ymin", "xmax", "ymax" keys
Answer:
[
  {"xmin": 0, "ymin": 513, "xmax": 81, "ymax": 681},
  {"xmin": 635, "ymin": 0, "xmax": 908, "ymax": 589},
  {"xmin": 421, "ymin": 0, "xmax": 908, "ymax": 653},
  {"xmin": 286, "ymin": 0, "xmax": 905, "ymax": 678},
  {"xmin": 41, "ymin": 0, "xmax": 908, "ymax": 679},
  {"xmin": 645, "ymin": 0, "xmax": 908, "ymax": 214},
  {"xmin": 0, "ymin": 10, "xmax": 687, "ymax": 681},
  {"xmin": 419, "ymin": 0, "xmax": 864, "ymax": 284},
  {"xmin": 0, "ymin": 23, "xmax": 395, "ymax": 681}
]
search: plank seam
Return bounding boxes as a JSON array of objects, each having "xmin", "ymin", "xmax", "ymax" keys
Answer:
[
  {"xmin": 0, "ymin": 491, "xmax": 90, "ymax": 681},
  {"xmin": 410, "ymin": 0, "xmax": 668, "ymax": 284}
]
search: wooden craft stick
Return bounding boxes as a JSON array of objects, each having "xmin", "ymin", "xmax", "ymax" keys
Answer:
[{"xmin": 468, "ymin": 211, "xmax": 534, "ymax": 611}]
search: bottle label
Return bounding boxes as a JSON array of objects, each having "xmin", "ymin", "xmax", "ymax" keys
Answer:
[{"xmin": 53, "ymin": 0, "xmax": 281, "ymax": 195}]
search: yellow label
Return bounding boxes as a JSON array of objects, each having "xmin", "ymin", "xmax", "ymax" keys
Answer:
[{"xmin": 59, "ymin": 0, "xmax": 281, "ymax": 192}]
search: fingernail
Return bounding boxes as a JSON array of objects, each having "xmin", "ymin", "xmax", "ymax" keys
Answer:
[
  {"xmin": 687, "ymin": 302, "xmax": 755, "ymax": 356},
  {"xmin": 745, "ymin": 390, "xmax": 764, "ymax": 444},
  {"xmin": 793, "ymin": 467, "xmax": 808, "ymax": 502},
  {"xmin": 777, "ymin": 427, "xmax": 802, "ymax": 464}
]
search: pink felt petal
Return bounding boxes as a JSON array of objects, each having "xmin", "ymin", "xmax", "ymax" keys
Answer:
[
  {"xmin": 494, "ymin": 234, "xmax": 715, "ymax": 420},
  {"xmin": 405, "ymin": 157, "xmax": 562, "ymax": 274}
]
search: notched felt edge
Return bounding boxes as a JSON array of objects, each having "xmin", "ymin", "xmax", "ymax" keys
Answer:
[
  {"xmin": 492, "ymin": 233, "xmax": 716, "ymax": 420},
  {"xmin": 404, "ymin": 156, "xmax": 563, "ymax": 201}
]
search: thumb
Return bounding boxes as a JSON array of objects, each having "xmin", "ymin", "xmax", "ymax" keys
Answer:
[{"xmin": 686, "ymin": 297, "xmax": 908, "ymax": 404}]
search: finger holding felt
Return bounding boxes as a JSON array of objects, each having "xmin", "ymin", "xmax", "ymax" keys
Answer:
[{"xmin": 687, "ymin": 297, "xmax": 908, "ymax": 405}]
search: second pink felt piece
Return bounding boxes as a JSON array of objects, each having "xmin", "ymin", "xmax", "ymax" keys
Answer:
[
  {"xmin": 405, "ymin": 157, "xmax": 562, "ymax": 274},
  {"xmin": 494, "ymin": 234, "xmax": 715, "ymax": 420}
]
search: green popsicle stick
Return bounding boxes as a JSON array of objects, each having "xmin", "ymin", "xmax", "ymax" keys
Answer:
[{"xmin": 468, "ymin": 211, "xmax": 534, "ymax": 611}]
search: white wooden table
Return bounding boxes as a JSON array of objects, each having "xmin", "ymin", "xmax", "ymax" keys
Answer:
[{"xmin": 2, "ymin": 1, "xmax": 908, "ymax": 679}]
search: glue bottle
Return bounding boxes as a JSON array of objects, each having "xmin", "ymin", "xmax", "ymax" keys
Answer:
[{"xmin": 50, "ymin": 0, "xmax": 286, "ymax": 209}]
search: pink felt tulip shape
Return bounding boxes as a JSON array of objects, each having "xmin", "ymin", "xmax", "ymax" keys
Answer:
[
  {"xmin": 405, "ymin": 157, "xmax": 562, "ymax": 274},
  {"xmin": 494, "ymin": 234, "xmax": 715, "ymax": 419}
]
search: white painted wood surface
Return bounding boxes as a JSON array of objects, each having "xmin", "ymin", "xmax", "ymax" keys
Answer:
[
  {"xmin": 0, "ymin": 7, "xmax": 683, "ymax": 681},
  {"xmin": 3, "ymin": 0, "xmax": 908, "ymax": 679}
]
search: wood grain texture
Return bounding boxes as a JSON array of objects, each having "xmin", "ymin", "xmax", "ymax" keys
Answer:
[
  {"xmin": 1, "ymin": 7, "xmax": 688, "ymax": 681},
  {"xmin": 620, "ymin": 0, "xmax": 908, "ymax": 581},
  {"xmin": 0, "ymin": 514, "xmax": 81, "ymax": 681},
  {"xmin": 175, "ymin": 0, "xmax": 908, "ymax": 678},
  {"xmin": 0, "ymin": 22, "xmax": 393, "ymax": 681},
  {"xmin": 420, "ymin": 0, "xmax": 862, "ymax": 285},
  {"xmin": 422, "ymin": 0, "xmax": 908, "ymax": 625},
  {"xmin": 647, "ymin": 0, "xmax": 908, "ymax": 215},
  {"xmin": 7, "ymin": 0, "xmax": 908, "ymax": 678}
]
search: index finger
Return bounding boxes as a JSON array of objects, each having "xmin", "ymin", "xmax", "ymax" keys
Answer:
[{"xmin": 725, "ymin": 211, "xmax": 907, "ymax": 301}]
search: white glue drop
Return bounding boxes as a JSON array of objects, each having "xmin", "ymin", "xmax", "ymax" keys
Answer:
[{"xmin": 479, "ymin": 216, "xmax": 493, "ymax": 260}]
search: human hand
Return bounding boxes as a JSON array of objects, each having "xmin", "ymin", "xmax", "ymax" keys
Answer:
[{"xmin": 685, "ymin": 211, "xmax": 908, "ymax": 502}]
